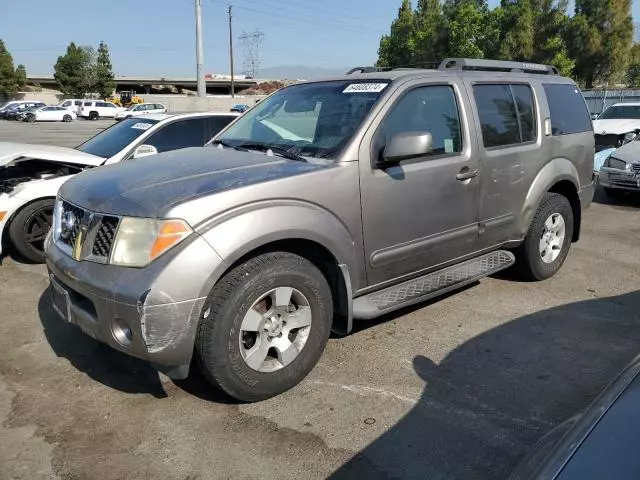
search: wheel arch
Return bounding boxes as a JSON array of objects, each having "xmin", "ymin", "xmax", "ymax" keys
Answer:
[{"xmin": 521, "ymin": 158, "xmax": 581, "ymax": 242}]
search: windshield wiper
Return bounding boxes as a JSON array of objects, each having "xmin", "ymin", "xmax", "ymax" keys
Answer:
[
  {"xmin": 235, "ymin": 143, "xmax": 307, "ymax": 162},
  {"xmin": 211, "ymin": 139, "xmax": 249, "ymax": 152}
]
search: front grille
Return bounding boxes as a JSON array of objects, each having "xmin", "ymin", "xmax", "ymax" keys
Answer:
[
  {"xmin": 60, "ymin": 201, "xmax": 86, "ymax": 249},
  {"xmin": 632, "ymin": 163, "xmax": 640, "ymax": 174},
  {"xmin": 56, "ymin": 201, "xmax": 120, "ymax": 263},
  {"xmin": 91, "ymin": 216, "xmax": 119, "ymax": 258}
]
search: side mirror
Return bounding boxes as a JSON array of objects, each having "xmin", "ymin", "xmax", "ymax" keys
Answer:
[
  {"xmin": 132, "ymin": 144, "xmax": 158, "ymax": 159},
  {"xmin": 382, "ymin": 132, "xmax": 433, "ymax": 164}
]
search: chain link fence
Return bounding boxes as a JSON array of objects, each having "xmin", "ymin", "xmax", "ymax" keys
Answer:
[{"xmin": 583, "ymin": 89, "xmax": 640, "ymax": 116}]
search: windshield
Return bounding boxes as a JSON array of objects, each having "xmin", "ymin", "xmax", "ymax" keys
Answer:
[
  {"xmin": 76, "ymin": 118, "xmax": 158, "ymax": 158},
  {"xmin": 216, "ymin": 80, "xmax": 390, "ymax": 159},
  {"xmin": 599, "ymin": 105, "xmax": 640, "ymax": 120}
]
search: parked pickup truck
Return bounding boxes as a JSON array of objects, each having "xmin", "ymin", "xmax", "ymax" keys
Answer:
[{"xmin": 45, "ymin": 58, "xmax": 597, "ymax": 402}]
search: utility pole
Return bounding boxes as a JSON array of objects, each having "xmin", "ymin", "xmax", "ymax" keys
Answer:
[
  {"xmin": 195, "ymin": 0, "xmax": 206, "ymax": 97},
  {"xmin": 228, "ymin": 5, "xmax": 235, "ymax": 98}
]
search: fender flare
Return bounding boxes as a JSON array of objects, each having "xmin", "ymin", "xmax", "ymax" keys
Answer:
[{"xmin": 519, "ymin": 157, "xmax": 580, "ymax": 237}]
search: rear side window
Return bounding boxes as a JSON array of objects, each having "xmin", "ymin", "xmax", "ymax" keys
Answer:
[
  {"xmin": 84, "ymin": 102, "xmax": 92, "ymax": 106},
  {"xmin": 95, "ymin": 101, "xmax": 107, "ymax": 107},
  {"xmin": 473, "ymin": 84, "xmax": 538, "ymax": 148},
  {"xmin": 205, "ymin": 116, "xmax": 237, "ymax": 140},
  {"xmin": 543, "ymin": 84, "xmax": 592, "ymax": 135}
]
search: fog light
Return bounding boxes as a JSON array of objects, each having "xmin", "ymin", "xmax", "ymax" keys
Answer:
[{"xmin": 111, "ymin": 318, "xmax": 133, "ymax": 346}]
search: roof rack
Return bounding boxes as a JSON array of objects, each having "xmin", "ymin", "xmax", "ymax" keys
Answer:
[
  {"xmin": 438, "ymin": 58, "xmax": 559, "ymax": 75},
  {"xmin": 345, "ymin": 67, "xmax": 384, "ymax": 74}
]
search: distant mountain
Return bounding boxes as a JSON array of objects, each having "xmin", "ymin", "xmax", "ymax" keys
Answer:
[{"xmin": 258, "ymin": 65, "xmax": 351, "ymax": 80}]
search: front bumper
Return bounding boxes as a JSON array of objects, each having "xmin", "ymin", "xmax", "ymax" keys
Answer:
[
  {"xmin": 45, "ymin": 233, "xmax": 226, "ymax": 377},
  {"xmin": 599, "ymin": 168, "xmax": 640, "ymax": 191}
]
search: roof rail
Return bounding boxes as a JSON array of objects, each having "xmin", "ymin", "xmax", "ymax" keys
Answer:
[
  {"xmin": 438, "ymin": 58, "xmax": 559, "ymax": 75},
  {"xmin": 345, "ymin": 67, "xmax": 383, "ymax": 75}
]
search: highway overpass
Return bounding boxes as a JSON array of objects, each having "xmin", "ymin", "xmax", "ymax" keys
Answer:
[{"xmin": 27, "ymin": 75, "xmax": 262, "ymax": 95}]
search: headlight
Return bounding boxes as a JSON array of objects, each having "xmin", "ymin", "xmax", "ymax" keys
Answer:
[
  {"xmin": 606, "ymin": 156, "xmax": 629, "ymax": 170},
  {"xmin": 110, "ymin": 217, "xmax": 192, "ymax": 267},
  {"xmin": 624, "ymin": 132, "xmax": 638, "ymax": 143}
]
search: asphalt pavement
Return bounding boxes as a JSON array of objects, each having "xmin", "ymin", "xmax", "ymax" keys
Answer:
[{"xmin": 1, "ymin": 120, "xmax": 639, "ymax": 480}]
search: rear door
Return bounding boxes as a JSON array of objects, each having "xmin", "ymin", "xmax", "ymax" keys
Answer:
[{"xmin": 464, "ymin": 80, "xmax": 541, "ymax": 247}]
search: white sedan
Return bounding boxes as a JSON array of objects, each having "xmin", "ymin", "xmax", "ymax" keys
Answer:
[
  {"xmin": 0, "ymin": 112, "xmax": 240, "ymax": 263},
  {"xmin": 25, "ymin": 106, "xmax": 76, "ymax": 123},
  {"xmin": 115, "ymin": 103, "xmax": 166, "ymax": 121}
]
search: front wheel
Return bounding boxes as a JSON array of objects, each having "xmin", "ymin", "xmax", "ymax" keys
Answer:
[
  {"xmin": 89, "ymin": 111, "xmax": 99, "ymax": 120},
  {"xmin": 514, "ymin": 193, "xmax": 574, "ymax": 281},
  {"xmin": 8, "ymin": 199, "xmax": 55, "ymax": 263},
  {"xmin": 26, "ymin": 114, "xmax": 35, "ymax": 123},
  {"xmin": 195, "ymin": 252, "xmax": 333, "ymax": 402},
  {"xmin": 62, "ymin": 114, "xmax": 72, "ymax": 122}
]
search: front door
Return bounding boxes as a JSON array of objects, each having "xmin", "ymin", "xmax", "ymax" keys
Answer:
[{"xmin": 359, "ymin": 80, "xmax": 481, "ymax": 287}]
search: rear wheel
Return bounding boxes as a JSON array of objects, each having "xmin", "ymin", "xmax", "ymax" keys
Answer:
[
  {"xmin": 8, "ymin": 199, "xmax": 55, "ymax": 263},
  {"xmin": 89, "ymin": 111, "xmax": 99, "ymax": 120},
  {"xmin": 514, "ymin": 193, "xmax": 574, "ymax": 281},
  {"xmin": 62, "ymin": 114, "xmax": 72, "ymax": 122},
  {"xmin": 26, "ymin": 114, "xmax": 35, "ymax": 123},
  {"xmin": 195, "ymin": 252, "xmax": 333, "ymax": 402}
]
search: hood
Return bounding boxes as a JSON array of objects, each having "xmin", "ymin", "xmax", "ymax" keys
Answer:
[
  {"xmin": 609, "ymin": 140, "xmax": 640, "ymax": 163},
  {"xmin": 59, "ymin": 147, "xmax": 329, "ymax": 218},
  {"xmin": 592, "ymin": 119, "xmax": 640, "ymax": 136},
  {"xmin": 0, "ymin": 142, "xmax": 105, "ymax": 168}
]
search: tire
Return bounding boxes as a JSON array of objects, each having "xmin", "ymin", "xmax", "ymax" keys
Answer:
[
  {"xmin": 195, "ymin": 252, "xmax": 333, "ymax": 402},
  {"xmin": 26, "ymin": 114, "xmax": 35, "ymax": 123},
  {"xmin": 514, "ymin": 192, "xmax": 574, "ymax": 281},
  {"xmin": 8, "ymin": 199, "xmax": 55, "ymax": 264},
  {"xmin": 63, "ymin": 114, "xmax": 72, "ymax": 122},
  {"xmin": 89, "ymin": 111, "xmax": 99, "ymax": 120}
]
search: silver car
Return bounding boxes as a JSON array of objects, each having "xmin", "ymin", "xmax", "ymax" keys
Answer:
[
  {"xmin": 599, "ymin": 139, "xmax": 640, "ymax": 196},
  {"xmin": 45, "ymin": 59, "xmax": 596, "ymax": 401}
]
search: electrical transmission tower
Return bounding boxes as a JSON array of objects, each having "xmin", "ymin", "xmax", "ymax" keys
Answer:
[{"xmin": 239, "ymin": 30, "xmax": 264, "ymax": 78}]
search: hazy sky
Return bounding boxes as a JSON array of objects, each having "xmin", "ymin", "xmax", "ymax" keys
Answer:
[{"xmin": 3, "ymin": 0, "xmax": 639, "ymax": 76}]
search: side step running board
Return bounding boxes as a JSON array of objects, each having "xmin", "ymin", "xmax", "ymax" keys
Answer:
[{"xmin": 353, "ymin": 250, "xmax": 515, "ymax": 320}]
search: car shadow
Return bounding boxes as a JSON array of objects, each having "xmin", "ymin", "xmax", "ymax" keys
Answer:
[
  {"xmin": 38, "ymin": 287, "xmax": 168, "ymax": 398},
  {"xmin": 330, "ymin": 290, "xmax": 640, "ymax": 480},
  {"xmin": 593, "ymin": 186, "xmax": 640, "ymax": 209}
]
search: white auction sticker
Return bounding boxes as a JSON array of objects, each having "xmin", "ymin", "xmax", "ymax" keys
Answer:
[
  {"xmin": 131, "ymin": 122, "xmax": 153, "ymax": 130},
  {"xmin": 343, "ymin": 83, "xmax": 388, "ymax": 93}
]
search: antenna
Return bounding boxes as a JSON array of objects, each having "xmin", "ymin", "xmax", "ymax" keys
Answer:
[{"xmin": 239, "ymin": 30, "xmax": 264, "ymax": 79}]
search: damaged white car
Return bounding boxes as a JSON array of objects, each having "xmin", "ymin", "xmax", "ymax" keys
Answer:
[
  {"xmin": 0, "ymin": 112, "xmax": 239, "ymax": 263},
  {"xmin": 593, "ymin": 103, "xmax": 640, "ymax": 152}
]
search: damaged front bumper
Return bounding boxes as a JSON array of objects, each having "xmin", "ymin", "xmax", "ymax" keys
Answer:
[
  {"xmin": 599, "ymin": 168, "xmax": 640, "ymax": 192},
  {"xmin": 45, "ymin": 233, "xmax": 226, "ymax": 379}
]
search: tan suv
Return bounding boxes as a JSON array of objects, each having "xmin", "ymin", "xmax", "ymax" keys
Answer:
[{"xmin": 45, "ymin": 59, "xmax": 596, "ymax": 401}]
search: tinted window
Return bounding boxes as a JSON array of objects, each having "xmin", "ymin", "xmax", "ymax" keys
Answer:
[
  {"xmin": 83, "ymin": 102, "xmax": 92, "ymax": 106},
  {"xmin": 95, "ymin": 102, "xmax": 107, "ymax": 107},
  {"xmin": 543, "ymin": 84, "xmax": 592, "ymax": 135},
  {"xmin": 376, "ymin": 85, "xmax": 463, "ymax": 158},
  {"xmin": 146, "ymin": 118, "xmax": 208, "ymax": 153},
  {"xmin": 105, "ymin": 103, "xmax": 115, "ymax": 108},
  {"xmin": 74, "ymin": 101, "xmax": 83, "ymax": 106},
  {"xmin": 205, "ymin": 116, "xmax": 237, "ymax": 140},
  {"xmin": 62, "ymin": 101, "xmax": 71, "ymax": 107},
  {"xmin": 512, "ymin": 85, "xmax": 536, "ymax": 142},
  {"xmin": 474, "ymin": 85, "xmax": 520, "ymax": 148},
  {"xmin": 76, "ymin": 118, "xmax": 159, "ymax": 158}
]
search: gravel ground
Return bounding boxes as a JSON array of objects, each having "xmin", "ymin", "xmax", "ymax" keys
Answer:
[{"xmin": 1, "ymin": 120, "xmax": 639, "ymax": 480}]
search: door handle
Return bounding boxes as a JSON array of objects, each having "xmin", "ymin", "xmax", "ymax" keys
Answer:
[{"xmin": 456, "ymin": 169, "xmax": 478, "ymax": 181}]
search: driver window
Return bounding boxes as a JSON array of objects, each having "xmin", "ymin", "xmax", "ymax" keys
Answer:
[{"xmin": 376, "ymin": 85, "xmax": 463, "ymax": 159}]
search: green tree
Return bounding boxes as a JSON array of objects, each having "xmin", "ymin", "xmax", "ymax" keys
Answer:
[
  {"xmin": 94, "ymin": 41, "xmax": 115, "ymax": 99},
  {"xmin": 569, "ymin": 0, "xmax": 634, "ymax": 87},
  {"xmin": 14, "ymin": 64, "xmax": 27, "ymax": 90},
  {"xmin": 530, "ymin": 0, "xmax": 574, "ymax": 76},
  {"xmin": 499, "ymin": 0, "xmax": 535, "ymax": 60},
  {"xmin": 54, "ymin": 42, "xmax": 93, "ymax": 97},
  {"xmin": 444, "ymin": 0, "xmax": 490, "ymax": 58},
  {"xmin": 413, "ymin": 0, "xmax": 446, "ymax": 66},
  {"xmin": 0, "ymin": 39, "xmax": 18, "ymax": 94},
  {"xmin": 377, "ymin": 0, "xmax": 416, "ymax": 67},
  {"xmin": 627, "ymin": 43, "xmax": 640, "ymax": 87}
]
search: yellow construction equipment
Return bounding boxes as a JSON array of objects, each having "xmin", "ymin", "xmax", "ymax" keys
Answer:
[{"xmin": 107, "ymin": 91, "xmax": 144, "ymax": 108}]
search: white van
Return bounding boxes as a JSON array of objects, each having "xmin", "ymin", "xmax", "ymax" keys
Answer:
[{"xmin": 78, "ymin": 100, "xmax": 125, "ymax": 120}]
